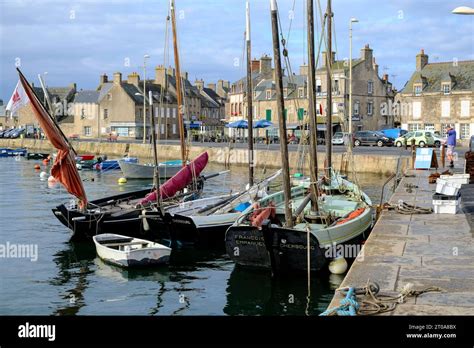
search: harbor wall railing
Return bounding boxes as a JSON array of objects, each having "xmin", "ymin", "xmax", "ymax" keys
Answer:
[{"xmin": 1, "ymin": 138, "xmax": 409, "ymax": 175}]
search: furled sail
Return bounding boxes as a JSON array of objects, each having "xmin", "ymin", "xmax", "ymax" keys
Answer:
[
  {"xmin": 140, "ymin": 151, "xmax": 208, "ymax": 204},
  {"xmin": 17, "ymin": 69, "xmax": 88, "ymax": 207}
]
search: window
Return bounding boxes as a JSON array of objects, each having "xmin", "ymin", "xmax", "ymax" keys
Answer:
[
  {"xmin": 460, "ymin": 124, "xmax": 470, "ymax": 139},
  {"xmin": 367, "ymin": 102, "xmax": 373, "ymax": 116},
  {"xmin": 316, "ymin": 103, "xmax": 322, "ymax": 115},
  {"xmin": 161, "ymin": 107, "xmax": 165, "ymax": 118},
  {"xmin": 414, "ymin": 85, "xmax": 422, "ymax": 96},
  {"xmin": 424, "ymin": 123, "xmax": 435, "ymax": 131},
  {"xmin": 298, "ymin": 88, "xmax": 304, "ymax": 98},
  {"xmin": 297, "ymin": 108, "xmax": 304, "ymax": 121},
  {"xmin": 412, "ymin": 102, "xmax": 421, "ymax": 119},
  {"xmin": 266, "ymin": 109, "xmax": 272, "ymax": 121},
  {"xmin": 316, "ymin": 79, "xmax": 322, "ymax": 94},
  {"xmin": 354, "ymin": 101, "xmax": 360, "ymax": 116},
  {"xmin": 441, "ymin": 100, "xmax": 450, "ymax": 117},
  {"xmin": 160, "ymin": 124, "xmax": 165, "ymax": 135},
  {"xmin": 415, "ymin": 131, "xmax": 423, "ymax": 137},
  {"xmin": 408, "ymin": 124, "xmax": 421, "ymax": 132},
  {"xmin": 442, "ymin": 83, "xmax": 450, "ymax": 95},
  {"xmin": 173, "ymin": 108, "xmax": 177, "ymax": 118},
  {"xmin": 461, "ymin": 100, "xmax": 470, "ymax": 117},
  {"xmin": 239, "ymin": 103, "xmax": 242, "ymax": 115},
  {"xmin": 103, "ymin": 109, "xmax": 108, "ymax": 120},
  {"xmin": 254, "ymin": 91, "xmax": 258, "ymax": 98},
  {"xmin": 83, "ymin": 126, "xmax": 91, "ymax": 136},
  {"xmin": 333, "ymin": 80, "xmax": 339, "ymax": 94},
  {"xmin": 115, "ymin": 127, "xmax": 129, "ymax": 137},
  {"xmin": 283, "ymin": 89, "xmax": 288, "ymax": 98},
  {"xmin": 266, "ymin": 90, "xmax": 272, "ymax": 99},
  {"xmin": 367, "ymin": 81, "xmax": 373, "ymax": 95},
  {"xmin": 387, "ymin": 85, "xmax": 392, "ymax": 93},
  {"xmin": 172, "ymin": 124, "xmax": 177, "ymax": 134},
  {"xmin": 332, "ymin": 102, "xmax": 338, "ymax": 115},
  {"xmin": 107, "ymin": 94, "xmax": 112, "ymax": 101}
]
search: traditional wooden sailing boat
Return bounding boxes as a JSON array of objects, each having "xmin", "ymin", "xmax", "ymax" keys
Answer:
[{"xmin": 225, "ymin": 0, "xmax": 373, "ymax": 273}]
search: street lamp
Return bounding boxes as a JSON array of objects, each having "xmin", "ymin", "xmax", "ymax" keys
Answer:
[
  {"xmin": 452, "ymin": 6, "xmax": 474, "ymax": 14},
  {"xmin": 143, "ymin": 54, "xmax": 150, "ymax": 144},
  {"xmin": 348, "ymin": 17, "xmax": 358, "ymax": 143}
]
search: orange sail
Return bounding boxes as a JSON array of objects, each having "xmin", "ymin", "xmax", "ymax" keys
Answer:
[{"xmin": 18, "ymin": 69, "xmax": 88, "ymax": 206}]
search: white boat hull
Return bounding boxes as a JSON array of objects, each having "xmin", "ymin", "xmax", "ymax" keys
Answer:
[
  {"xmin": 93, "ymin": 234, "xmax": 171, "ymax": 267},
  {"xmin": 118, "ymin": 160, "xmax": 181, "ymax": 179}
]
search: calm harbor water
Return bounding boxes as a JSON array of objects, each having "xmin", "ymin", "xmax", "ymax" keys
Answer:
[{"xmin": 0, "ymin": 156, "xmax": 390, "ymax": 315}]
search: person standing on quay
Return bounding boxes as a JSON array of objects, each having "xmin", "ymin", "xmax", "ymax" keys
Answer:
[{"xmin": 446, "ymin": 126, "xmax": 457, "ymax": 168}]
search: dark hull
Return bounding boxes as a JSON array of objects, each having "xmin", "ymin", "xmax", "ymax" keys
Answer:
[
  {"xmin": 26, "ymin": 153, "xmax": 50, "ymax": 160},
  {"xmin": 225, "ymin": 224, "xmax": 327, "ymax": 273},
  {"xmin": 53, "ymin": 190, "xmax": 228, "ymax": 247}
]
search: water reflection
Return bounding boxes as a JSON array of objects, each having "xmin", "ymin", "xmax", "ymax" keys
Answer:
[{"xmin": 224, "ymin": 266, "xmax": 335, "ymax": 316}]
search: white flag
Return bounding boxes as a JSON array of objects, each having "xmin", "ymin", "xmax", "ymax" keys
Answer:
[{"xmin": 6, "ymin": 80, "xmax": 29, "ymax": 116}]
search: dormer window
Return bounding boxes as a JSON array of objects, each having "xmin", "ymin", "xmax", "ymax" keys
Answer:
[
  {"xmin": 414, "ymin": 84, "xmax": 422, "ymax": 96},
  {"xmin": 442, "ymin": 83, "xmax": 450, "ymax": 95},
  {"xmin": 266, "ymin": 90, "xmax": 272, "ymax": 99},
  {"xmin": 283, "ymin": 89, "xmax": 288, "ymax": 98},
  {"xmin": 298, "ymin": 88, "xmax": 304, "ymax": 98}
]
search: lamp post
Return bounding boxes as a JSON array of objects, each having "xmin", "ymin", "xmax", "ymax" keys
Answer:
[
  {"xmin": 143, "ymin": 54, "xmax": 150, "ymax": 144},
  {"xmin": 452, "ymin": 6, "xmax": 474, "ymax": 14},
  {"xmin": 348, "ymin": 17, "xmax": 358, "ymax": 142}
]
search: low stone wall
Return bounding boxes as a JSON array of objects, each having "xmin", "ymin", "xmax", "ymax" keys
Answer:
[{"xmin": 1, "ymin": 138, "xmax": 408, "ymax": 175}]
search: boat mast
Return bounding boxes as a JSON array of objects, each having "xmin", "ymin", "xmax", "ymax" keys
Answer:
[
  {"xmin": 170, "ymin": 0, "xmax": 187, "ymax": 167},
  {"xmin": 325, "ymin": 0, "xmax": 333, "ymax": 180},
  {"xmin": 149, "ymin": 91, "xmax": 163, "ymax": 213},
  {"xmin": 246, "ymin": 0, "xmax": 254, "ymax": 186},
  {"xmin": 270, "ymin": 0, "xmax": 293, "ymax": 228},
  {"xmin": 306, "ymin": 0, "xmax": 319, "ymax": 212}
]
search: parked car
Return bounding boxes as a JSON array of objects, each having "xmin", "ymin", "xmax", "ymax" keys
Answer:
[
  {"xmin": 394, "ymin": 130, "xmax": 435, "ymax": 148},
  {"xmin": 0, "ymin": 129, "xmax": 10, "ymax": 138},
  {"xmin": 2, "ymin": 128, "xmax": 17, "ymax": 138},
  {"xmin": 379, "ymin": 128, "xmax": 407, "ymax": 140},
  {"xmin": 332, "ymin": 132, "xmax": 344, "ymax": 145},
  {"xmin": 431, "ymin": 133, "xmax": 445, "ymax": 147},
  {"xmin": 9, "ymin": 127, "xmax": 25, "ymax": 139},
  {"xmin": 353, "ymin": 131, "xmax": 393, "ymax": 147}
]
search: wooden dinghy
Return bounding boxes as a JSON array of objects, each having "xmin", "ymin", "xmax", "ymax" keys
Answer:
[{"xmin": 93, "ymin": 233, "xmax": 171, "ymax": 268}]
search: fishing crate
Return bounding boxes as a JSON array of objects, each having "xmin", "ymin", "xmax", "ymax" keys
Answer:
[
  {"xmin": 435, "ymin": 178, "xmax": 462, "ymax": 196},
  {"xmin": 439, "ymin": 174, "xmax": 470, "ymax": 185},
  {"xmin": 432, "ymin": 193, "xmax": 461, "ymax": 214}
]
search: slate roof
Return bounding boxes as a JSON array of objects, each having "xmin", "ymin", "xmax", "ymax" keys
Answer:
[
  {"xmin": 254, "ymin": 75, "xmax": 307, "ymax": 101},
  {"xmin": 168, "ymin": 75, "xmax": 201, "ymax": 98},
  {"xmin": 401, "ymin": 60, "xmax": 474, "ymax": 93},
  {"xmin": 0, "ymin": 105, "xmax": 6, "ymax": 117},
  {"xmin": 73, "ymin": 90, "xmax": 99, "ymax": 103},
  {"xmin": 316, "ymin": 58, "xmax": 363, "ymax": 72}
]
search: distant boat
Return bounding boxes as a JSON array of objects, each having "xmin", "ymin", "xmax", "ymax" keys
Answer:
[
  {"xmin": 0, "ymin": 148, "xmax": 27, "ymax": 157},
  {"xmin": 95, "ymin": 157, "xmax": 138, "ymax": 171},
  {"xmin": 26, "ymin": 152, "xmax": 50, "ymax": 160},
  {"xmin": 118, "ymin": 159, "xmax": 183, "ymax": 179},
  {"xmin": 93, "ymin": 233, "xmax": 171, "ymax": 267}
]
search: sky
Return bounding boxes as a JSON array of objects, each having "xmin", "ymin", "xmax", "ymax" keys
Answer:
[{"xmin": 0, "ymin": 0, "xmax": 473, "ymax": 102}]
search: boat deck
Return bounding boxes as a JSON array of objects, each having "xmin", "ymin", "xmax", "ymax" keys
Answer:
[{"xmin": 326, "ymin": 162, "xmax": 474, "ymax": 315}]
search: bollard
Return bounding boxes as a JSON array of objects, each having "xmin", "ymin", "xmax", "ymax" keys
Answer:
[
  {"xmin": 441, "ymin": 144, "xmax": 446, "ymax": 168},
  {"xmin": 411, "ymin": 139, "xmax": 416, "ymax": 169}
]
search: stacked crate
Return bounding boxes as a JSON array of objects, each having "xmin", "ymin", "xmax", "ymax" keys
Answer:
[{"xmin": 433, "ymin": 174, "xmax": 470, "ymax": 214}]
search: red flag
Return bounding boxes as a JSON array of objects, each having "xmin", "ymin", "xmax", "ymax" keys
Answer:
[
  {"xmin": 17, "ymin": 69, "xmax": 88, "ymax": 207},
  {"xmin": 319, "ymin": 103, "xmax": 323, "ymax": 116}
]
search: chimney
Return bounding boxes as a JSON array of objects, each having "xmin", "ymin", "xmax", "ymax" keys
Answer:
[
  {"xmin": 322, "ymin": 51, "xmax": 336, "ymax": 67},
  {"xmin": 181, "ymin": 71, "xmax": 188, "ymax": 81},
  {"xmin": 361, "ymin": 44, "xmax": 373, "ymax": 69},
  {"xmin": 195, "ymin": 79, "xmax": 204, "ymax": 91},
  {"xmin": 69, "ymin": 83, "xmax": 77, "ymax": 91},
  {"xmin": 155, "ymin": 65, "xmax": 167, "ymax": 86},
  {"xmin": 373, "ymin": 58, "xmax": 379, "ymax": 76},
  {"xmin": 416, "ymin": 49, "xmax": 429, "ymax": 71},
  {"xmin": 207, "ymin": 82, "xmax": 216, "ymax": 91},
  {"xmin": 100, "ymin": 73, "xmax": 108, "ymax": 85},
  {"xmin": 223, "ymin": 81, "xmax": 230, "ymax": 89},
  {"xmin": 299, "ymin": 65, "xmax": 309, "ymax": 76},
  {"xmin": 113, "ymin": 72, "xmax": 122, "ymax": 85},
  {"xmin": 167, "ymin": 66, "xmax": 176, "ymax": 77},
  {"xmin": 217, "ymin": 80, "xmax": 229, "ymax": 97},
  {"xmin": 127, "ymin": 72, "xmax": 140, "ymax": 86},
  {"xmin": 251, "ymin": 59, "xmax": 260, "ymax": 72},
  {"xmin": 382, "ymin": 74, "xmax": 389, "ymax": 82},
  {"xmin": 259, "ymin": 55, "xmax": 272, "ymax": 79}
]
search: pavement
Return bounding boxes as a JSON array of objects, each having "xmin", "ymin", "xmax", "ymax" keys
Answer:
[{"xmin": 326, "ymin": 158, "xmax": 474, "ymax": 315}]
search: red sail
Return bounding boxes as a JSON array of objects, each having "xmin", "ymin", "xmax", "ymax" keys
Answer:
[
  {"xmin": 18, "ymin": 70, "xmax": 88, "ymax": 206},
  {"xmin": 141, "ymin": 152, "xmax": 208, "ymax": 204}
]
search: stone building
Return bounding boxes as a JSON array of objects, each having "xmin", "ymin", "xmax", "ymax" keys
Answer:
[
  {"xmin": 226, "ymin": 45, "xmax": 394, "ymax": 140},
  {"xmin": 397, "ymin": 49, "xmax": 473, "ymax": 144},
  {"xmin": 195, "ymin": 79, "xmax": 229, "ymax": 133}
]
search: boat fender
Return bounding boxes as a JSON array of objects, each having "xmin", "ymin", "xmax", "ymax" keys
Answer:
[{"xmin": 142, "ymin": 210, "xmax": 150, "ymax": 231}]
